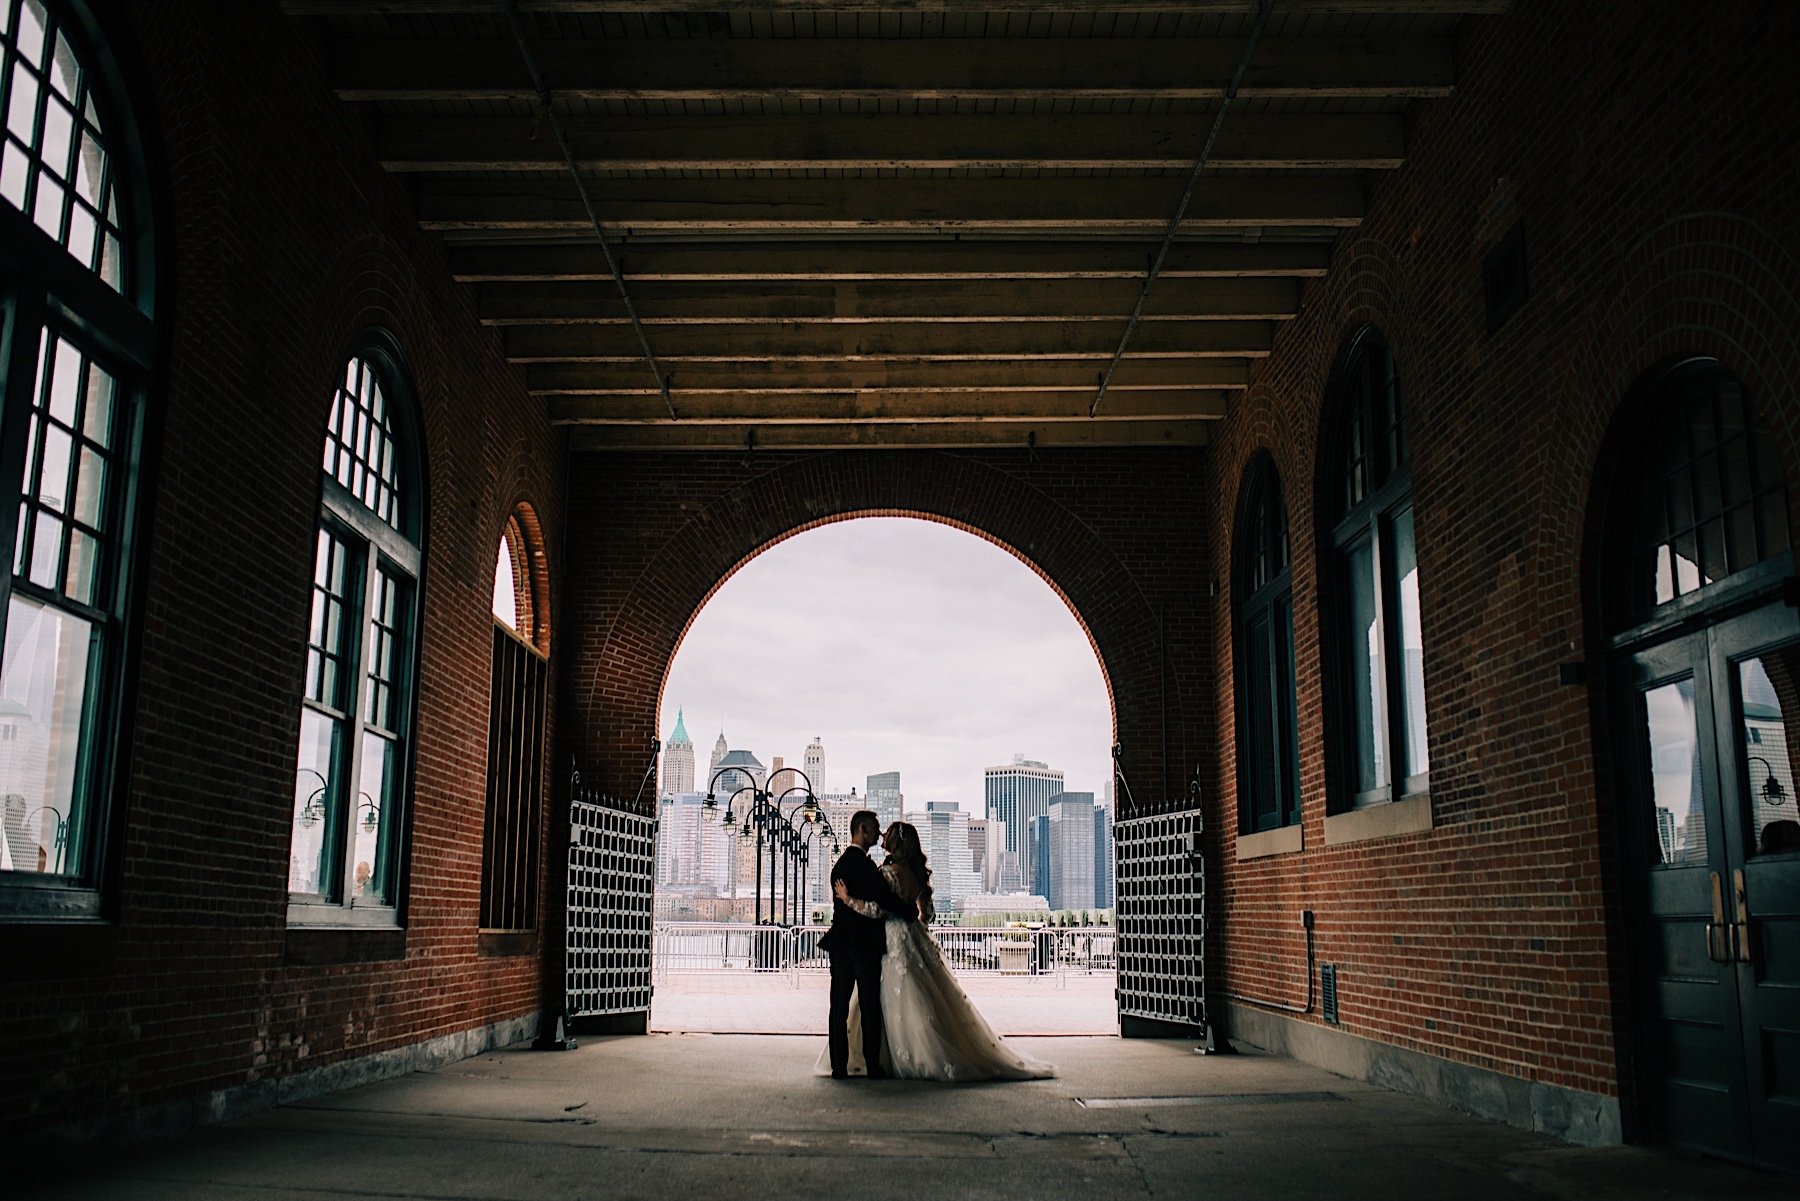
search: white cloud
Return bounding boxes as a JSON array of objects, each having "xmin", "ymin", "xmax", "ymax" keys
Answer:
[{"xmin": 660, "ymin": 517, "xmax": 1113, "ymax": 811}]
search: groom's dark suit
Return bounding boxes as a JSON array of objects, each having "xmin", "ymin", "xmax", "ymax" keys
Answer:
[{"xmin": 820, "ymin": 844, "xmax": 917, "ymax": 1076}]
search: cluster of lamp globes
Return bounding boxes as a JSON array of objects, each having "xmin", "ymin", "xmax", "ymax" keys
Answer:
[{"xmin": 699, "ymin": 786, "xmax": 839, "ymax": 856}]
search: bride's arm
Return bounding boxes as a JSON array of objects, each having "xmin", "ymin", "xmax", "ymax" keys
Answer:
[{"xmin": 832, "ymin": 877, "xmax": 885, "ymax": 920}]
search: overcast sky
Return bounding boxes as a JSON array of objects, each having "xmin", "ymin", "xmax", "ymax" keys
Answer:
[{"xmin": 660, "ymin": 517, "xmax": 1112, "ymax": 815}]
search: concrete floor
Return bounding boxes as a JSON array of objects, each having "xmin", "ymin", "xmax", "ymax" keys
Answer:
[
  {"xmin": 19, "ymin": 1035, "xmax": 1797, "ymax": 1201},
  {"xmin": 650, "ymin": 972, "xmax": 1118, "ymax": 1034}
]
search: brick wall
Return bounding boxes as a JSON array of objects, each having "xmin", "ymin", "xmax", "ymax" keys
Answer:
[
  {"xmin": 1208, "ymin": 0, "xmax": 1800, "ymax": 1107},
  {"xmin": 0, "ymin": 0, "xmax": 563, "ymax": 1140},
  {"xmin": 560, "ymin": 448, "xmax": 1212, "ymax": 813}
]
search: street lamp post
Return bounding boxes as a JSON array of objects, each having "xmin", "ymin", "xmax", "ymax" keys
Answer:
[{"xmin": 700, "ymin": 766, "xmax": 826, "ymax": 926}]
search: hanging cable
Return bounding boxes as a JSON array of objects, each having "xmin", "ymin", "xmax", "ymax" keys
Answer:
[
  {"xmin": 1091, "ymin": 0, "xmax": 1277, "ymax": 417},
  {"xmin": 503, "ymin": 0, "xmax": 675, "ymax": 418}
]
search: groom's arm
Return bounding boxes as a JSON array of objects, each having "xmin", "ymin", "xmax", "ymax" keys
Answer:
[{"xmin": 846, "ymin": 856, "xmax": 917, "ymax": 923}]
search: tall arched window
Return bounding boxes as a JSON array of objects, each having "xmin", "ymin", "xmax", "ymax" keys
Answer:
[
  {"xmin": 481, "ymin": 508, "xmax": 547, "ymax": 941},
  {"xmin": 1235, "ymin": 454, "xmax": 1299, "ymax": 833},
  {"xmin": 1324, "ymin": 329, "xmax": 1429, "ymax": 811},
  {"xmin": 288, "ymin": 343, "xmax": 423, "ymax": 925},
  {"xmin": 0, "ymin": 0, "xmax": 155, "ymax": 917}
]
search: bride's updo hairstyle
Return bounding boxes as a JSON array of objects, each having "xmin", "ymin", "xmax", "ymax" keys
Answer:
[{"xmin": 887, "ymin": 821, "xmax": 934, "ymax": 911}]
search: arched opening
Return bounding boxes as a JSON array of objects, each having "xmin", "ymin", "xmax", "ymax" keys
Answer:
[
  {"xmin": 648, "ymin": 515, "xmax": 1118, "ymax": 1038},
  {"xmin": 1590, "ymin": 355, "xmax": 1799, "ymax": 1171}
]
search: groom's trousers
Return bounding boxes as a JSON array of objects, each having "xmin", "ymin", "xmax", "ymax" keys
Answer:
[{"xmin": 827, "ymin": 947, "xmax": 885, "ymax": 1075}]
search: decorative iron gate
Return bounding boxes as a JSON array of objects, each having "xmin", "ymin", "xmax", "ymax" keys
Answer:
[
  {"xmin": 1114, "ymin": 806, "xmax": 1206, "ymax": 1035},
  {"xmin": 565, "ymin": 786, "xmax": 656, "ymax": 1029}
]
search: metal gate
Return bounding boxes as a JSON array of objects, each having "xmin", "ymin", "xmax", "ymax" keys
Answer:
[
  {"xmin": 1115, "ymin": 807, "xmax": 1206, "ymax": 1034},
  {"xmin": 565, "ymin": 789, "xmax": 656, "ymax": 1029}
]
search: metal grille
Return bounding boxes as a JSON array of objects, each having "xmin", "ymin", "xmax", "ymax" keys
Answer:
[
  {"xmin": 566, "ymin": 791, "xmax": 655, "ymax": 1019},
  {"xmin": 1321, "ymin": 963, "xmax": 1339, "ymax": 1025},
  {"xmin": 479, "ymin": 625, "xmax": 546, "ymax": 931},
  {"xmin": 1115, "ymin": 807, "xmax": 1206, "ymax": 1029}
]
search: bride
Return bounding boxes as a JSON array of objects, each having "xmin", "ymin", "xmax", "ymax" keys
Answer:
[{"xmin": 822, "ymin": 821, "xmax": 1056, "ymax": 1082}]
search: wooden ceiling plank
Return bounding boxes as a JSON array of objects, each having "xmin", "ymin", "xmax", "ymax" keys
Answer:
[
  {"xmin": 449, "ymin": 240, "xmax": 1334, "ymax": 281},
  {"xmin": 335, "ymin": 36, "xmax": 1455, "ymax": 102},
  {"xmin": 527, "ymin": 358, "xmax": 1250, "ymax": 392},
  {"xmin": 505, "ymin": 319, "xmax": 1275, "ymax": 361},
  {"xmin": 548, "ymin": 389, "xmax": 1231, "ymax": 422},
  {"xmin": 474, "ymin": 277, "xmax": 1300, "ymax": 323},
  {"xmin": 288, "ymin": 3, "xmax": 1510, "ymax": 17},
  {"xmin": 379, "ymin": 112, "xmax": 1405, "ymax": 172},
  {"xmin": 416, "ymin": 175, "xmax": 1366, "ymax": 232},
  {"xmin": 564, "ymin": 420, "xmax": 1215, "ymax": 452}
]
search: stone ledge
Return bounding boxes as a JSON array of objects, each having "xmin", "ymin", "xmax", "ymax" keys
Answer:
[
  {"xmin": 1237, "ymin": 824, "xmax": 1303, "ymax": 860},
  {"xmin": 1222, "ymin": 1000, "xmax": 1622, "ymax": 1146},
  {"xmin": 1323, "ymin": 792, "xmax": 1432, "ymax": 846}
]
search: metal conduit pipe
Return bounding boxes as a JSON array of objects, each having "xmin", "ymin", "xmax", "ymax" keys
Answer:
[
  {"xmin": 1222, "ymin": 910, "xmax": 1316, "ymax": 1014},
  {"xmin": 503, "ymin": 0, "xmax": 675, "ymax": 418},
  {"xmin": 1091, "ymin": 0, "xmax": 1278, "ymax": 417}
]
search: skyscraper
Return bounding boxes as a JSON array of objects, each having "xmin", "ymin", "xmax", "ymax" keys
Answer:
[
  {"xmin": 1048, "ymin": 792, "xmax": 1097, "ymax": 911},
  {"xmin": 1094, "ymin": 803, "xmax": 1114, "ymax": 910},
  {"xmin": 983, "ymin": 756, "xmax": 1063, "ymax": 892},
  {"xmin": 804, "ymin": 735, "xmax": 826, "ymax": 794},
  {"xmin": 916, "ymin": 801, "xmax": 980, "ymax": 915},
  {"xmin": 967, "ymin": 817, "xmax": 989, "ymax": 888},
  {"xmin": 866, "ymin": 770, "xmax": 903, "ymax": 829},
  {"xmin": 661, "ymin": 708, "xmax": 694, "ymax": 796},
  {"xmin": 708, "ymin": 728, "xmax": 729, "ymax": 791}
]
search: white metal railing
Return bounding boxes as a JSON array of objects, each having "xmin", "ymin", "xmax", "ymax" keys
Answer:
[{"xmin": 653, "ymin": 922, "xmax": 1116, "ymax": 987}]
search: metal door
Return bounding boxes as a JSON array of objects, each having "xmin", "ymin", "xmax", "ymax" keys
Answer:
[
  {"xmin": 565, "ymin": 792, "xmax": 656, "ymax": 1032},
  {"xmin": 1114, "ymin": 807, "xmax": 1206, "ymax": 1035},
  {"xmin": 1618, "ymin": 604, "xmax": 1800, "ymax": 1170}
]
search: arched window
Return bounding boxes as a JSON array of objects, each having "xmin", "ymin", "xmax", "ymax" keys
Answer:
[
  {"xmin": 0, "ymin": 0, "xmax": 154, "ymax": 917},
  {"xmin": 1324, "ymin": 329, "xmax": 1429, "ymax": 811},
  {"xmin": 481, "ymin": 507, "xmax": 547, "ymax": 940},
  {"xmin": 288, "ymin": 343, "xmax": 423, "ymax": 925},
  {"xmin": 1610, "ymin": 359, "xmax": 1791, "ymax": 628},
  {"xmin": 1235, "ymin": 454, "xmax": 1299, "ymax": 833}
]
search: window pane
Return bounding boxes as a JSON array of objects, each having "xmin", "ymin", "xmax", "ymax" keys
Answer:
[
  {"xmin": 354, "ymin": 729, "xmax": 398, "ymax": 906},
  {"xmin": 1739, "ymin": 653, "xmax": 1799, "ymax": 857},
  {"xmin": 1243, "ymin": 609, "xmax": 1276, "ymax": 830},
  {"xmin": 493, "ymin": 535, "xmax": 518, "ymax": 631},
  {"xmin": 288, "ymin": 707, "xmax": 338, "ymax": 897},
  {"xmin": 1644, "ymin": 678, "xmax": 1703, "ymax": 866},
  {"xmin": 323, "ymin": 357, "xmax": 403, "ymax": 532},
  {"xmin": 1346, "ymin": 539, "xmax": 1389, "ymax": 796},
  {"xmin": 1275, "ymin": 590, "xmax": 1299, "ymax": 825},
  {"xmin": 0, "ymin": 594, "xmax": 95, "ymax": 877},
  {"xmin": 1394, "ymin": 508, "xmax": 1429, "ymax": 778}
]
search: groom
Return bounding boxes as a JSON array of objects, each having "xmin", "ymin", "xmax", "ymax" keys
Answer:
[{"xmin": 819, "ymin": 810, "xmax": 917, "ymax": 1079}]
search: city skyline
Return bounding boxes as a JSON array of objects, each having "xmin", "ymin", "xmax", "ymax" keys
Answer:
[{"xmin": 658, "ymin": 518, "xmax": 1112, "ymax": 813}]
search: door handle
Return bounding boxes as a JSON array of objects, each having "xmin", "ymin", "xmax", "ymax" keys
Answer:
[
  {"xmin": 1732, "ymin": 868, "xmax": 1753, "ymax": 965},
  {"xmin": 1705, "ymin": 871, "xmax": 1734, "ymax": 963}
]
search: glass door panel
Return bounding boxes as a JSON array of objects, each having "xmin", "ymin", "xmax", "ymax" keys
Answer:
[
  {"xmin": 1619, "ymin": 633, "xmax": 1749, "ymax": 1161},
  {"xmin": 1714, "ymin": 618, "xmax": 1800, "ymax": 1175}
]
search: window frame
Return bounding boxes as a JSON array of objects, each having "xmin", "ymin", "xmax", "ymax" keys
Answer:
[
  {"xmin": 1233, "ymin": 453, "xmax": 1300, "ymax": 834},
  {"xmin": 1323, "ymin": 328, "xmax": 1430, "ymax": 813},
  {"xmin": 287, "ymin": 336, "xmax": 424, "ymax": 929},
  {"xmin": 0, "ymin": 0, "xmax": 155, "ymax": 922},
  {"xmin": 480, "ymin": 507, "xmax": 549, "ymax": 941}
]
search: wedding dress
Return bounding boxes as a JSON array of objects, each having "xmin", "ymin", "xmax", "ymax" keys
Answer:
[{"xmin": 818, "ymin": 864, "xmax": 1056, "ymax": 1082}]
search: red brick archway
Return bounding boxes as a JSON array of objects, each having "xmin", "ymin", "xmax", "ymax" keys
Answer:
[{"xmin": 562, "ymin": 448, "xmax": 1212, "ymax": 818}]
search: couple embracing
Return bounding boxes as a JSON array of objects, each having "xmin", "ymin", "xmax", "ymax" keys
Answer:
[{"xmin": 817, "ymin": 810, "xmax": 1055, "ymax": 1082}]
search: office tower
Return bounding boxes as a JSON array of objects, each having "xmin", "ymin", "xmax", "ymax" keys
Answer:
[
  {"xmin": 1048, "ymin": 792, "xmax": 1097, "ymax": 911},
  {"xmin": 866, "ymin": 770, "xmax": 903, "ymax": 829},
  {"xmin": 983, "ymin": 756, "xmax": 1063, "ymax": 894},
  {"xmin": 708, "ymin": 729, "xmax": 729, "ymax": 790},
  {"xmin": 968, "ymin": 818, "xmax": 989, "ymax": 888},
  {"xmin": 916, "ymin": 801, "xmax": 980, "ymax": 914},
  {"xmin": 804, "ymin": 735, "xmax": 826, "ymax": 794},
  {"xmin": 1094, "ymin": 802, "xmax": 1114, "ymax": 910},
  {"xmin": 661, "ymin": 708, "xmax": 694, "ymax": 796},
  {"xmin": 1029, "ymin": 814, "xmax": 1051, "ymax": 903}
]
